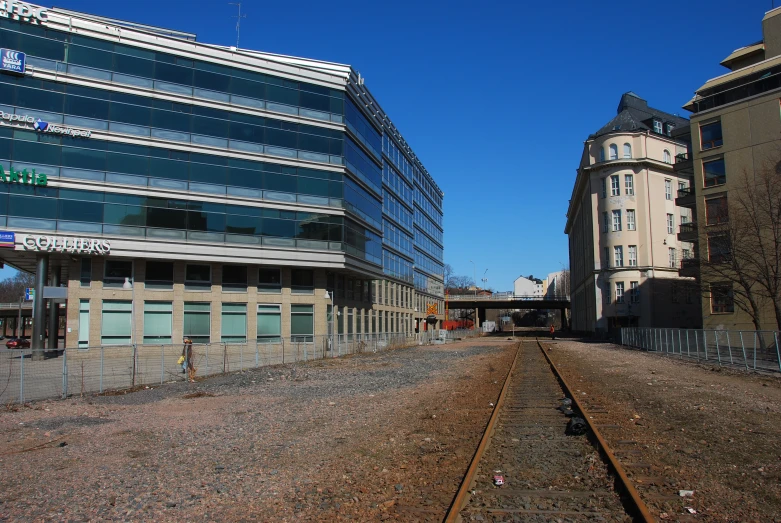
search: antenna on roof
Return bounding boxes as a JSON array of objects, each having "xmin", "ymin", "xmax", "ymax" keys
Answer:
[{"xmin": 229, "ymin": 2, "xmax": 246, "ymax": 49}]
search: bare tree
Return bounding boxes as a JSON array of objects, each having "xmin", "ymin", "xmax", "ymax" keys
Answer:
[
  {"xmin": 700, "ymin": 158, "xmax": 781, "ymax": 331},
  {"xmin": 0, "ymin": 271, "xmax": 34, "ymax": 303}
]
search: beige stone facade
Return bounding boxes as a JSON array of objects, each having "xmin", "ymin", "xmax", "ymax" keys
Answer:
[{"xmin": 566, "ymin": 94, "xmax": 702, "ymax": 334}]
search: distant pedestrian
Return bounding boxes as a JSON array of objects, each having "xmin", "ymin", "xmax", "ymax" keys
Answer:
[
  {"xmin": 549, "ymin": 325, "xmax": 555, "ymax": 340},
  {"xmin": 181, "ymin": 337, "xmax": 194, "ymax": 381}
]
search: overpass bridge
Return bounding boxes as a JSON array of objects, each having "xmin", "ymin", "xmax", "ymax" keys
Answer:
[{"xmin": 446, "ymin": 293, "xmax": 571, "ymax": 329}]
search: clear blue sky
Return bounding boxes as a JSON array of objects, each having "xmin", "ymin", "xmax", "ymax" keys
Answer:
[{"xmin": 0, "ymin": 0, "xmax": 769, "ymax": 289}]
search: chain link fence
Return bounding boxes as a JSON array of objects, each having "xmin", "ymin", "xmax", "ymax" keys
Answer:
[
  {"xmin": 619, "ymin": 327, "xmax": 781, "ymax": 373},
  {"xmin": 0, "ymin": 332, "xmax": 426, "ymax": 404}
]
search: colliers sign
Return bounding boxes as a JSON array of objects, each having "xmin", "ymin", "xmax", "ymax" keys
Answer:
[
  {"xmin": 0, "ymin": 1, "xmax": 48, "ymax": 24},
  {"xmin": 22, "ymin": 235, "xmax": 111, "ymax": 255}
]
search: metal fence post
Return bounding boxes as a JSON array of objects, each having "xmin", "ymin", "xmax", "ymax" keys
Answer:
[
  {"xmin": 255, "ymin": 340, "xmax": 259, "ymax": 368},
  {"xmin": 753, "ymin": 332, "xmax": 758, "ymax": 370},
  {"xmin": 19, "ymin": 349, "xmax": 24, "ymax": 404},
  {"xmin": 205, "ymin": 343, "xmax": 209, "ymax": 374},
  {"xmin": 715, "ymin": 331, "xmax": 721, "ymax": 366},
  {"xmin": 100, "ymin": 345, "xmax": 104, "ymax": 393},
  {"xmin": 703, "ymin": 330, "xmax": 708, "ymax": 360},
  {"xmin": 686, "ymin": 330, "xmax": 690, "ymax": 358},
  {"xmin": 727, "ymin": 332, "xmax": 734, "ymax": 366},
  {"xmin": 775, "ymin": 332, "xmax": 781, "ymax": 373},
  {"xmin": 161, "ymin": 344, "xmax": 165, "ymax": 384},
  {"xmin": 739, "ymin": 332, "xmax": 748, "ymax": 371},
  {"xmin": 240, "ymin": 343, "xmax": 243, "ymax": 371},
  {"xmin": 61, "ymin": 349, "xmax": 68, "ymax": 399}
]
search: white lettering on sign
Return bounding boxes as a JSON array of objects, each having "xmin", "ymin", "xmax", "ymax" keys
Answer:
[
  {"xmin": 0, "ymin": 1, "xmax": 48, "ymax": 24},
  {"xmin": 22, "ymin": 235, "xmax": 110, "ymax": 255}
]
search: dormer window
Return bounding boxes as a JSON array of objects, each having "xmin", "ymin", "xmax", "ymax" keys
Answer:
[
  {"xmin": 665, "ymin": 123, "xmax": 674, "ymax": 136},
  {"xmin": 653, "ymin": 120, "xmax": 663, "ymax": 134}
]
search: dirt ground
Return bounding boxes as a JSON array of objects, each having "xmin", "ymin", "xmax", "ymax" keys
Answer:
[
  {"xmin": 545, "ymin": 338, "xmax": 781, "ymax": 523},
  {"xmin": 0, "ymin": 339, "xmax": 516, "ymax": 522}
]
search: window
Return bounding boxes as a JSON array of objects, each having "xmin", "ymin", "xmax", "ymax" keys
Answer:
[
  {"xmin": 611, "ymin": 175, "xmax": 620, "ymax": 196},
  {"xmin": 625, "ymin": 174, "xmax": 634, "ymax": 195},
  {"xmin": 705, "ymin": 195, "xmax": 728, "ymax": 225},
  {"xmin": 679, "ymin": 180, "xmax": 686, "ymax": 192},
  {"xmin": 707, "ymin": 233, "xmax": 731, "ymax": 263},
  {"xmin": 143, "ymin": 301, "xmax": 172, "ymax": 344},
  {"xmin": 628, "ymin": 245, "xmax": 637, "ymax": 266},
  {"xmin": 78, "ymin": 299, "xmax": 90, "ymax": 348},
  {"xmin": 221, "ymin": 303, "xmax": 247, "ymax": 343},
  {"xmin": 145, "ymin": 261, "xmax": 174, "ymax": 290},
  {"xmin": 615, "ymin": 282, "xmax": 625, "ymax": 303},
  {"xmin": 623, "ymin": 143, "xmax": 632, "ymax": 158},
  {"xmin": 222, "ymin": 265, "xmax": 248, "ymax": 292},
  {"xmin": 626, "ymin": 209, "xmax": 636, "ymax": 231},
  {"xmin": 630, "ymin": 281, "xmax": 639, "ymax": 303},
  {"xmin": 609, "ymin": 144, "xmax": 618, "ymax": 160},
  {"xmin": 667, "ymin": 213, "xmax": 674, "ymax": 234},
  {"xmin": 683, "ymin": 248, "xmax": 691, "ymax": 260},
  {"xmin": 653, "ymin": 120, "xmax": 663, "ymax": 134},
  {"xmin": 711, "ymin": 283, "xmax": 734, "ymax": 313},
  {"xmin": 183, "ymin": 302, "xmax": 210, "ymax": 343},
  {"xmin": 291, "ymin": 304, "xmax": 314, "ymax": 342},
  {"xmin": 614, "ymin": 246, "xmax": 623, "ymax": 267},
  {"xmin": 666, "ymin": 123, "xmax": 674, "ymax": 136},
  {"xmin": 681, "ymin": 213, "xmax": 690, "ymax": 224},
  {"xmin": 258, "ymin": 268, "xmax": 282, "ymax": 293},
  {"xmin": 605, "ymin": 281, "xmax": 611, "ymax": 304},
  {"xmin": 601, "ymin": 178, "xmax": 607, "ymax": 198},
  {"xmin": 703, "ymin": 158, "xmax": 726, "ymax": 187},
  {"xmin": 101, "ymin": 300, "xmax": 132, "ymax": 345},
  {"xmin": 612, "ymin": 210, "xmax": 622, "ymax": 232},
  {"xmin": 700, "ymin": 121, "xmax": 723, "ymax": 150},
  {"xmin": 604, "ymin": 247, "xmax": 610, "ymax": 268},
  {"xmin": 668, "ymin": 247, "xmax": 677, "ymax": 268},
  {"xmin": 599, "ymin": 147, "xmax": 605, "ymax": 162},
  {"xmin": 291, "ymin": 269, "xmax": 314, "ymax": 294},
  {"xmin": 665, "ymin": 179, "xmax": 672, "ymax": 200},
  {"xmin": 602, "ymin": 211, "xmax": 609, "ymax": 233},
  {"xmin": 257, "ymin": 304, "xmax": 281, "ymax": 343},
  {"xmin": 663, "ymin": 150, "xmax": 671, "ymax": 163},
  {"xmin": 104, "ymin": 260, "xmax": 132, "ymax": 288},
  {"xmin": 186, "ymin": 264, "xmax": 211, "ymax": 291},
  {"xmin": 80, "ymin": 258, "xmax": 91, "ymax": 288}
]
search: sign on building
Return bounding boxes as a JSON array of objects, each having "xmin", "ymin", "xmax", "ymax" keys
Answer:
[
  {"xmin": 0, "ymin": 231, "xmax": 14, "ymax": 248},
  {"xmin": 24, "ymin": 287, "xmax": 33, "ymax": 300},
  {"xmin": 22, "ymin": 235, "xmax": 111, "ymax": 255},
  {"xmin": 0, "ymin": 2, "xmax": 49, "ymax": 25},
  {"xmin": 0, "ymin": 49, "xmax": 25, "ymax": 74}
]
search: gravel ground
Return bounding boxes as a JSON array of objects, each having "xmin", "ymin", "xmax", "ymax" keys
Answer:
[
  {"xmin": 545, "ymin": 338, "xmax": 781, "ymax": 522},
  {"xmin": 0, "ymin": 339, "xmax": 516, "ymax": 522}
]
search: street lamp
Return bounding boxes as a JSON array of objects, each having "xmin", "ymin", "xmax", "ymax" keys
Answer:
[
  {"xmin": 324, "ymin": 290, "xmax": 334, "ymax": 352},
  {"xmin": 469, "ymin": 260, "xmax": 476, "ymax": 296},
  {"xmin": 123, "ymin": 277, "xmax": 135, "ymax": 346},
  {"xmin": 482, "ymin": 269, "xmax": 488, "ymax": 294}
]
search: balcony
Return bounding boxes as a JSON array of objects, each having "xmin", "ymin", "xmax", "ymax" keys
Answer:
[
  {"xmin": 675, "ymin": 186, "xmax": 696, "ymax": 208},
  {"xmin": 679, "ymin": 257, "xmax": 700, "ymax": 278},
  {"xmin": 673, "ymin": 152, "xmax": 694, "ymax": 175},
  {"xmin": 678, "ymin": 221, "xmax": 698, "ymax": 242}
]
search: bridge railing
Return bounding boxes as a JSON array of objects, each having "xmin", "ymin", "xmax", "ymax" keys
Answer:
[{"xmin": 446, "ymin": 294, "xmax": 571, "ymax": 301}]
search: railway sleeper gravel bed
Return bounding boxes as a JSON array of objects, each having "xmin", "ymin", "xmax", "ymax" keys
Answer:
[{"xmin": 457, "ymin": 341, "xmax": 631, "ymax": 522}]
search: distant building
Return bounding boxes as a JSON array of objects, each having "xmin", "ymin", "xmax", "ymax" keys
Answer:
[
  {"xmin": 513, "ymin": 275, "xmax": 543, "ymax": 297},
  {"xmin": 565, "ymin": 93, "xmax": 702, "ymax": 334}
]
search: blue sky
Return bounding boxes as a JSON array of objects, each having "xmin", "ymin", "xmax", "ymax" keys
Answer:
[{"xmin": 0, "ymin": 0, "xmax": 769, "ymax": 289}]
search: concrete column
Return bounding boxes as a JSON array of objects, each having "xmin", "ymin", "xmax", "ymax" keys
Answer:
[
  {"xmin": 32, "ymin": 253, "xmax": 48, "ymax": 359},
  {"xmin": 47, "ymin": 267, "xmax": 60, "ymax": 350}
]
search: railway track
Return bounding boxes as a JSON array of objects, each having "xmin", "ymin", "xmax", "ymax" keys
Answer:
[{"xmin": 445, "ymin": 340, "xmax": 653, "ymax": 522}]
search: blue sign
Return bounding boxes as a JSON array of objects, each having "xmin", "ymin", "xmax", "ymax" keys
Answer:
[
  {"xmin": 0, "ymin": 49, "xmax": 25, "ymax": 75},
  {"xmin": 25, "ymin": 288, "xmax": 34, "ymax": 301},
  {"xmin": 0, "ymin": 231, "xmax": 14, "ymax": 248}
]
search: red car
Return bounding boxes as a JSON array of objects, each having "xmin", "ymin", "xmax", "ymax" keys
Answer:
[{"xmin": 5, "ymin": 337, "xmax": 30, "ymax": 349}]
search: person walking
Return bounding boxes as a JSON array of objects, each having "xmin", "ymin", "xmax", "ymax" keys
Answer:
[
  {"xmin": 549, "ymin": 324, "xmax": 555, "ymax": 340},
  {"xmin": 181, "ymin": 337, "xmax": 194, "ymax": 381}
]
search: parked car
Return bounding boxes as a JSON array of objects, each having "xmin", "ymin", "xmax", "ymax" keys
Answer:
[{"xmin": 5, "ymin": 337, "xmax": 30, "ymax": 349}]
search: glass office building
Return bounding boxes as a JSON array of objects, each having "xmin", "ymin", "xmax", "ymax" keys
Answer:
[{"xmin": 0, "ymin": 3, "xmax": 444, "ymax": 349}]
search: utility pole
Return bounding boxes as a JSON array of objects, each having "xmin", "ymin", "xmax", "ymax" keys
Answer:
[{"xmin": 229, "ymin": 3, "xmax": 246, "ymax": 48}]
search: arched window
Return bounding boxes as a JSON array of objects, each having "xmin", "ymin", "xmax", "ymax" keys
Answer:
[
  {"xmin": 623, "ymin": 143, "xmax": 632, "ymax": 158},
  {"xmin": 663, "ymin": 150, "xmax": 671, "ymax": 163},
  {"xmin": 609, "ymin": 144, "xmax": 618, "ymax": 160},
  {"xmin": 599, "ymin": 147, "xmax": 605, "ymax": 162}
]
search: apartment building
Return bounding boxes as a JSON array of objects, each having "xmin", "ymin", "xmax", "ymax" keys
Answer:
[
  {"xmin": 565, "ymin": 93, "xmax": 702, "ymax": 334},
  {"xmin": 0, "ymin": 2, "xmax": 445, "ymax": 350},
  {"xmin": 678, "ymin": 6, "xmax": 781, "ymax": 331}
]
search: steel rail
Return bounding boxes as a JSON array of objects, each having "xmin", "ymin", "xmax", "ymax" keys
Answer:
[
  {"xmin": 443, "ymin": 342, "xmax": 522, "ymax": 523},
  {"xmin": 537, "ymin": 338, "xmax": 655, "ymax": 523}
]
